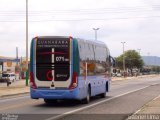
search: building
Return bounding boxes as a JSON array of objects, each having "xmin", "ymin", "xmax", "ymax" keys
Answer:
[{"xmin": 0, "ymin": 56, "xmax": 25, "ymax": 78}]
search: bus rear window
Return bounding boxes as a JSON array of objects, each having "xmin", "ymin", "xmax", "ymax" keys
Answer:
[{"xmin": 36, "ymin": 37, "xmax": 70, "ymax": 81}]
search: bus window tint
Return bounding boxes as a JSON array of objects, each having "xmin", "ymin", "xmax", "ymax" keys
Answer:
[
  {"xmin": 94, "ymin": 46, "xmax": 110, "ymax": 75},
  {"xmin": 78, "ymin": 39, "xmax": 111, "ymax": 77},
  {"xmin": 36, "ymin": 38, "xmax": 70, "ymax": 81},
  {"xmin": 87, "ymin": 62, "xmax": 95, "ymax": 75}
]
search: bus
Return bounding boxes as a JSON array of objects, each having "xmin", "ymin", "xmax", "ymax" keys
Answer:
[{"xmin": 30, "ymin": 36, "xmax": 112, "ymax": 104}]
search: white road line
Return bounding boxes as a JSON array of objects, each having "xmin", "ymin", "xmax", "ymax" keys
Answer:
[
  {"xmin": 45, "ymin": 86, "xmax": 150, "ymax": 120},
  {"xmin": 0, "ymin": 95, "xmax": 29, "ymax": 103},
  {"xmin": 153, "ymin": 94, "xmax": 160, "ymax": 101}
]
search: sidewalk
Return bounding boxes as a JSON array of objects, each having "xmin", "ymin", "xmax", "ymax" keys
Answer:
[
  {"xmin": 0, "ymin": 79, "xmax": 29, "ymax": 98},
  {"xmin": 136, "ymin": 95, "xmax": 160, "ymax": 114}
]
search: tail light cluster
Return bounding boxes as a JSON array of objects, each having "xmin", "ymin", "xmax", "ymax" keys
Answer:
[
  {"xmin": 30, "ymin": 72, "xmax": 37, "ymax": 89},
  {"xmin": 69, "ymin": 72, "xmax": 78, "ymax": 90}
]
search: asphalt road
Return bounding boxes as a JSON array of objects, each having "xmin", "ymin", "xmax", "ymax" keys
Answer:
[{"xmin": 0, "ymin": 76, "xmax": 160, "ymax": 120}]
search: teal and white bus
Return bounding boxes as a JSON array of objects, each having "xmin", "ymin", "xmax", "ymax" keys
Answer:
[{"xmin": 30, "ymin": 36, "xmax": 111, "ymax": 103}]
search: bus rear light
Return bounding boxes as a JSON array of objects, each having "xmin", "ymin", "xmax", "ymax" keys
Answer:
[
  {"xmin": 69, "ymin": 72, "xmax": 78, "ymax": 90},
  {"xmin": 30, "ymin": 72, "xmax": 37, "ymax": 89}
]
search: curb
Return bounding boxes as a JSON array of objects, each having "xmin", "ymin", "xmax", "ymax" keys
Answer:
[{"xmin": 128, "ymin": 94, "xmax": 160, "ymax": 116}]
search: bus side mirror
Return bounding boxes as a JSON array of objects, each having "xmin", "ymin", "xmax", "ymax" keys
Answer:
[{"xmin": 109, "ymin": 55, "xmax": 116, "ymax": 67}]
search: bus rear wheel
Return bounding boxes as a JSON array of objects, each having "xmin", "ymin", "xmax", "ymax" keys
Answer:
[
  {"xmin": 82, "ymin": 86, "xmax": 91, "ymax": 104},
  {"xmin": 100, "ymin": 84, "xmax": 107, "ymax": 98}
]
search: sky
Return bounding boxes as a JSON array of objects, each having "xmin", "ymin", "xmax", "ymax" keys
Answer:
[{"xmin": 0, "ymin": 0, "xmax": 160, "ymax": 58}]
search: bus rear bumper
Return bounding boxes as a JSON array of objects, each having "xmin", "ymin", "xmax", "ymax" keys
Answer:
[{"xmin": 30, "ymin": 88, "xmax": 81, "ymax": 100}]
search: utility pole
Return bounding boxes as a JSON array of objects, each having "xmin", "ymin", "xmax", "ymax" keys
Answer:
[
  {"xmin": 93, "ymin": 28, "xmax": 99, "ymax": 40},
  {"xmin": 147, "ymin": 52, "xmax": 150, "ymax": 66},
  {"xmin": 121, "ymin": 42, "xmax": 126, "ymax": 77},
  {"xmin": 26, "ymin": 0, "xmax": 29, "ymax": 86},
  {"xmin": 16, "ymin": 47, "xmax": 18, "ymax": 66}
]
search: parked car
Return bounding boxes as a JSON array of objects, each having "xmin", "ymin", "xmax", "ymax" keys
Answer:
[
  {"xmin": 116, "ymin": 73, "xmax": 122, "ymax": 77},
  {"xmin": 112, "ymin": 72, "xmax": 117, "ymax": 77},
  {"xmin": 1, "ymin": 73, "xmax": 15, "ymax": 83}
]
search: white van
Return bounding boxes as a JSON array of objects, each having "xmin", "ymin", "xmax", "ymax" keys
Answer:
[{"xmin": 2, "ymin": 73, "xmax": 15, "ymax": 82}]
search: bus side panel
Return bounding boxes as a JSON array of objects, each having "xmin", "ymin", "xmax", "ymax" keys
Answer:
[
  {"xmin": 76, "ymin": 76, "xmax": 108, "ymax": 99},
  {"xmin": 30, "ymin": 39, "xmax": 34, "ymax": 74},
  {"xmin": 77, "ymin": 38, "xmax": 111, "ymax": 99},
  {"xmin": 87, "ymin": 76, "xmax": 106, "ymax": 96},
  {"xmin": 30, "ymin": 38, "xmax": 37, "ymax": 97},
  {"xmin": 76, "ymin": 76, "xmax": 88, "ymax": 99},
  {"xmin": 71, "ymin": 38, "xmax": 87, "ymax": 100}
]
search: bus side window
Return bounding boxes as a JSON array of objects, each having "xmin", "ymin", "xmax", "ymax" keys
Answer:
[
  {"xmin": 80, "ymin": 62, "xmax": 86, "ymax": 76},
  {"xmin": 80, "ymin": 61, "xmax": 96, "ymax": 76},
  {"xmin": 87, "ymin": 62, "xmax": 95, "ymax": 76},
  {"xmin": 93, "ymin": 46, "xmax": 111, "ymax": 76}
]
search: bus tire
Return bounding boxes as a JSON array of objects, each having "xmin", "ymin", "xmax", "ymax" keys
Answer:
[
  {"xmin": 100, "ymin": 84, "xmax": 107, "ymax": 98},
  {"xmin": 82, "ymin": 86, "xmax": 91, "ymax": 104},
  {"xmin": 44, "ymin": 99, "xmax": 57, "ymax": 104}
]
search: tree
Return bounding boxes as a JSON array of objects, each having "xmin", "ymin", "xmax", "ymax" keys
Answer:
[
  {"xmin": 151, "ymin": 66, "xmax": 160, "ymax": 74},
  {"xmin": 115, "ymin": 50, "xmax": 144, "ymax": 70}
]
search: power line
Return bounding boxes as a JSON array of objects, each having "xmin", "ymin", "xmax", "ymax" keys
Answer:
[
  {"xmin": 0, "ymin": 5, "xmax": 160, "ymax": 22},
  {"xmin": 0, "ymin": 10, "xmax": 158, "ymax": 17},
  {"xmin": 0, "ymin": 5, "xmax": 160, "ymax": 16},
  {"xmin": 0, "ymin": 5, "xmax": 156, "ymax": 12},
  {"xmin": 0, "ymin": 9, "xmax": 156, "ymax": 15},
  {"xmin": 0, "ymin": 15, "xmax": 160, "ymax": 22}
]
